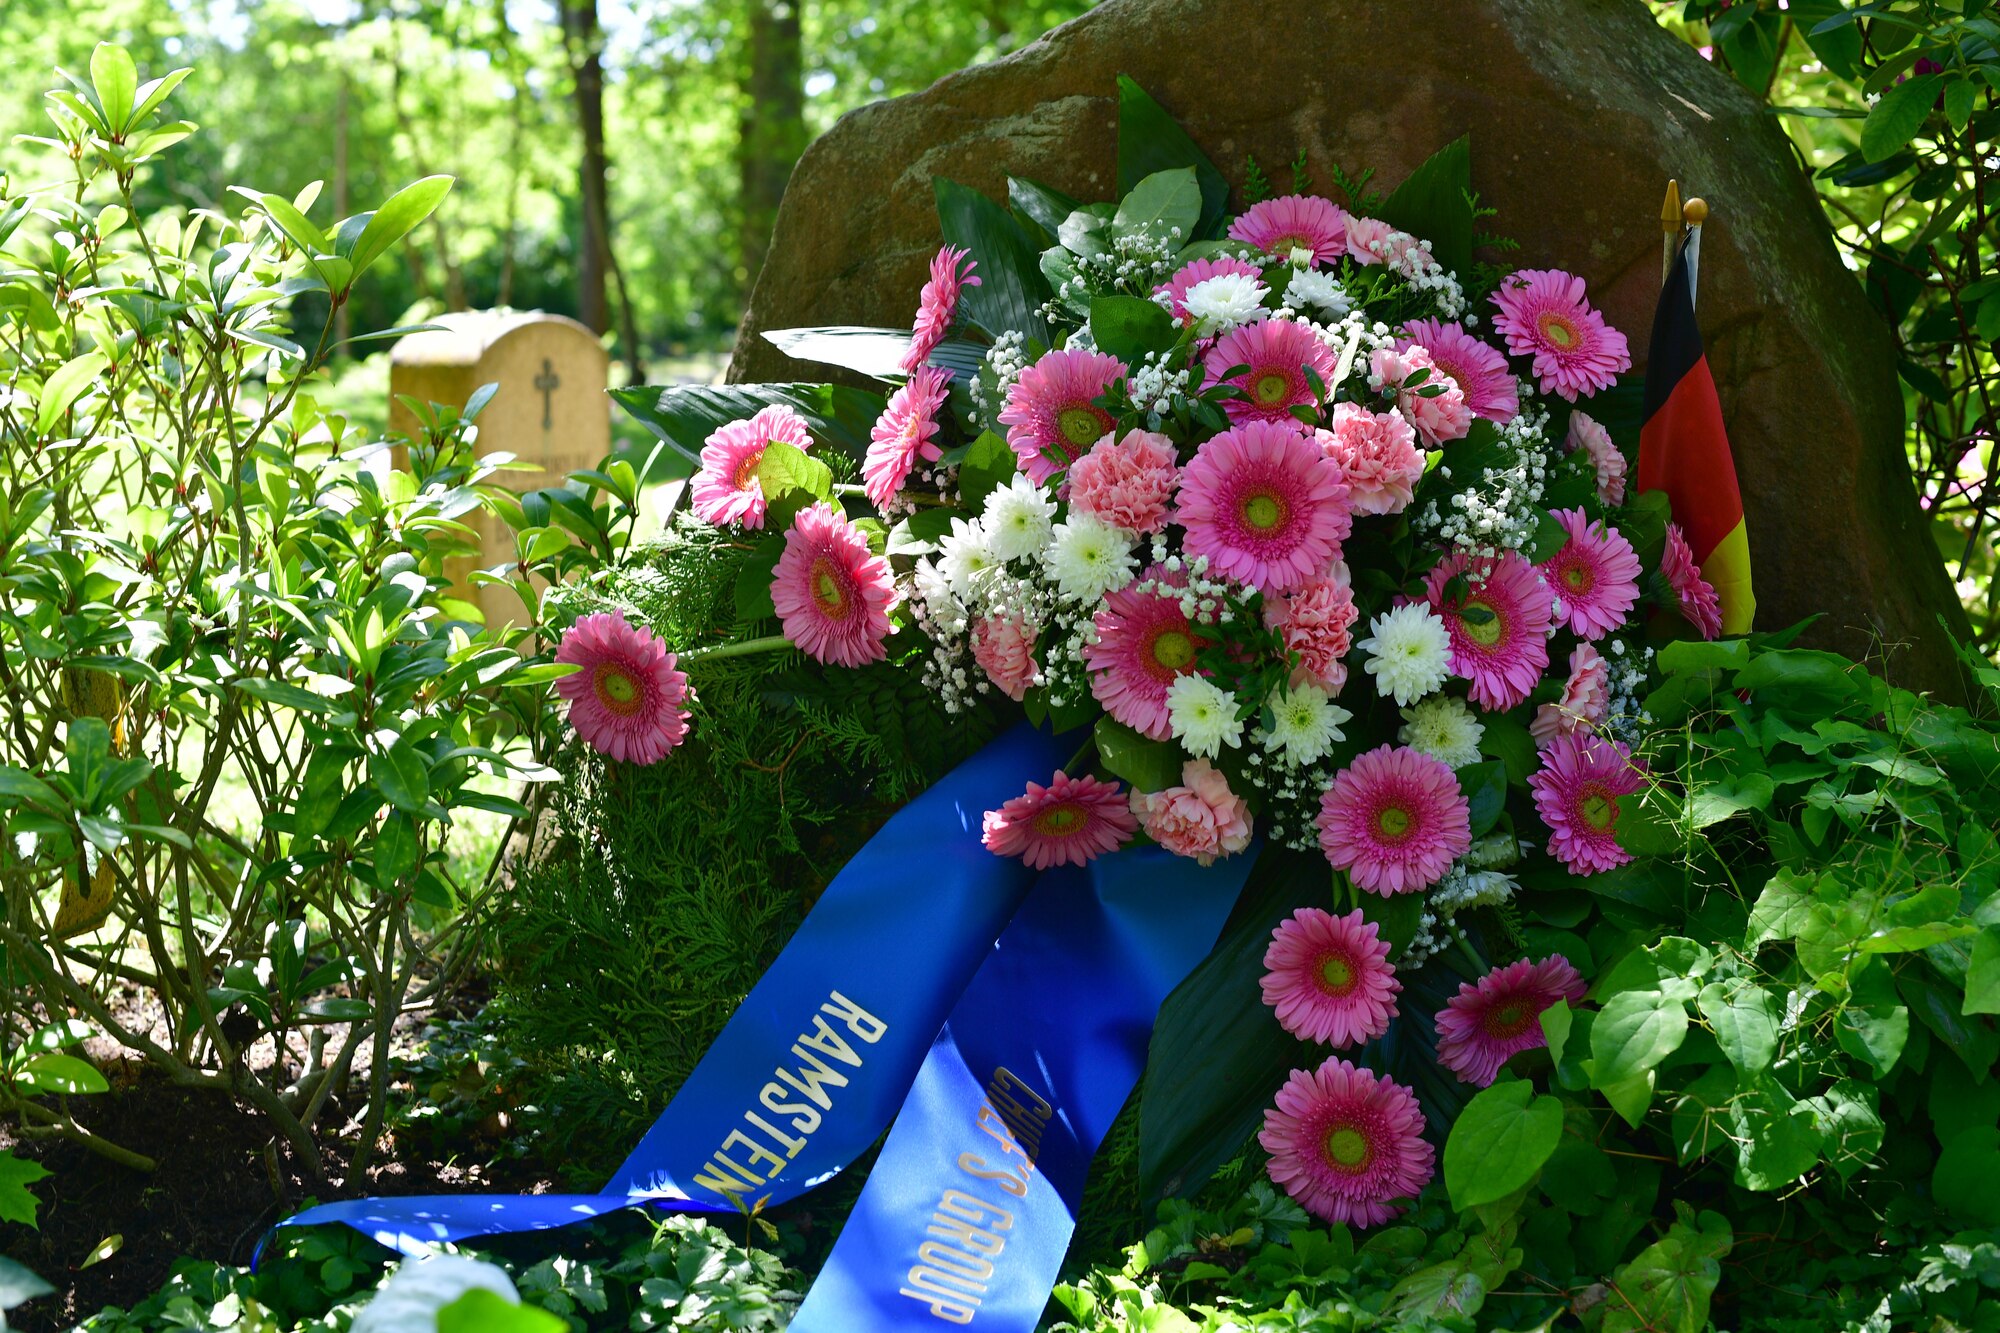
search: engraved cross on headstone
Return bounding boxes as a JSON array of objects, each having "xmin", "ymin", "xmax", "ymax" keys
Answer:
[{"xmin": 534, "ymin": 357, "xmax": 560, "ymax": 430}]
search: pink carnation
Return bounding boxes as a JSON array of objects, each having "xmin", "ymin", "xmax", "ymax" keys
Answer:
[
  {"xmin": 1531, "ymin": 643, "xmax": 1611, "ymax": 748},
  {"xmin": 1130, "ymin": 758, "xmax": 1253, "ymax": 866},
  {"xmin": 1068, "ymin": 429, "xmax": 1180, "ymax": 534},
  {"xmin": 1567, "ymin": 410, "xmax": 1627, "ymax": 505},
  {"xmin": 1400, "ymin": 319, "xmax": 1519, "ymax": 424},
  {"xmin": 1371, "ymin": 344, "xmax": 1471, "ymax": 446},
  {"xmin": 1316, "ymin": 402, "xmax": 1424, "ymax": 516},
  {"xmin": 901, "ymin": 245, "xmax": 979, "ymax": 373},
  {"xmin": 971, "ymin": 612, "xmax": 1039, "ymax": 701},
  {"xmin": 769, "ymin": 502, "xmax": 898, "ymax": 668},
  {"xmin": 982, "ymin": 770, "xmax": 1137, "ymax": 870},
  {"xmin": 1490, "ymin": 268, "xmax": 1631, "ymax": 402},
  {"xmin": 1264, "ymin": 563, "xmax": 1359, "ymax": 693}
]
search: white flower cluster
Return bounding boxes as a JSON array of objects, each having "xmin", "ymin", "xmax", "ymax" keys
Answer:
[
  {"xmin": 1600, "ymin": 637, "xmax": 1655, "ymax": 744},
  {"xmin": 1237, "ymin": 743, "xmax": 1340, "ymax": 854},
  {"xmin": 1283, "ymin": 267, "xmax": 1354, "ymax": 320},
  {"xmin": 969, "ymin": 330, "xmax": 1031, "ymax": 430},
  {"xmin": 1044, "ymin": 229, "xmax": 1183, "ymax": 321},
  {"xmin": 1129, "ymin": 349, "xmax": 1192, "ymax": 424},
  {"xmin": 1411, "ymin": 404, "xmax": 1553, "ymax": 554}
]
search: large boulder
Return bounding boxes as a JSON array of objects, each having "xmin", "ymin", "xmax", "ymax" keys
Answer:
[{"xmin": 731, "ymin": 0, "xmax": 1971, "ymax": 696}]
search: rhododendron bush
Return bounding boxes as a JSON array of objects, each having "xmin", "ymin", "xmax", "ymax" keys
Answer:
[{"xmin": 532, "ymin": 81, "xmax": 2000, "ymax": 1327}]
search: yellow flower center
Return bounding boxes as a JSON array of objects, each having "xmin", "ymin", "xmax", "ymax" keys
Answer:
[
  {"xmin": 1562, "ymin": 563, "xmax": 1589, "ymax": 592},
  {"xmin": 1376, "ymin": 805, "xmax": 1412, "ymax": 841},
  {"xmin": 1151, "ymin": 629, "xmax": 1196, "ymax": 672},
  {"xmin": 1484, "ymin": 1001, "xmax": 1535, "ymax": 1039},
  {"xmin": 1320, "ymin": 956, "xmax": 1355, "ymax": 994},
  {"xmin": 1461, "ymin": 600, "xmax": 1504, "ymax": 647},
  {"xmin": 1253, "ymin": 372, "xmax": 1292, "ymax": 406},
  {"xmin": 1241, "ymin": 491, "xmax": 1287, "ymax": 532},
  {"xmin": 733, "ymin": 448, "xmax": 766, "ymax": 490},
  {"xmin": 811, "ymin": 558, "xmax": 849, "ymax": 618},
  {"xmin": 1033, "ymin": 803, "xmax": 1085, "ymax": 836},
  {"xmin": 1325, "ymin": 1126, "xmax": 1372, "ymax": 1171},
  {"xmin": 594, "ymin": 665, "xmax": 642, "ymax": 715},
  {"xmin": 1057, "ymin": 406, "xmax": 1104, "ymax": 449},
  {"xmin": 1582, "ymin": 788, "xmax": 1615, "ymax": 830},
  {"xmin": 1537, "ymin": 312, "xmax": 1578, "ymax": 349}
]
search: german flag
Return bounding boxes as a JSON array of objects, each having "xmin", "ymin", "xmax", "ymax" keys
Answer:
[{"xmin": 1637, "ymin": 231, "xmax": 1755, "ymax": 634}]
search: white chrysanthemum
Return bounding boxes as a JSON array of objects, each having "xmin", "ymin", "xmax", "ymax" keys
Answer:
[
  {"xmin": 914, "ymin": 557, "xmax": 966, "ymax": 635},
  {"xmin": 1259, "ymin": 683, "xmax": 1351, "ymax": 767},
  {"xmin": 1397, "ymin": 695, "xmax": 1484, "ymax": 768},
  {"xmin": 1166, "ymin": 674, "xmax": 1244, "ymax": 759},
  {"xmin": 1044, "ymin": 514, "xmax": 1137, "ymax": 603},
  {"xmin": 938, "ymin": 516, "xmax": 999, "ymax": 603},
  {"xmin": 1182, "ymin": 272, "xmax": 1268, "ymax": 336},
  {"xmin": 1464, "ymin": 833, "xmax": 1520, "ymax": 870},
  {"xmin": 1285, "ymin": 267, "xmax": 1352, "ymax": 319},
  {"xmin": 981, "ymin": 474, "xmax": 1057, "ymax": 562},
  {"xmin": 1358, "ymin": 603, "xmax": 1452, "ymax": 706}
]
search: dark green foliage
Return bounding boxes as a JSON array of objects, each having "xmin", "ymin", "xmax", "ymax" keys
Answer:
[{"xmin": 489, "ymin": 519, "xmax": 1000, "ymax": 1178}]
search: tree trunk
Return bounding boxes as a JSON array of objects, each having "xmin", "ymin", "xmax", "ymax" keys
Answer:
[
  {"xmin": 563, "ymin": 0, "xmax": 610, "ymax": 335},
  {"xmin": 737, "ymin": 0, "xmax": 806, "ymax": 305}
]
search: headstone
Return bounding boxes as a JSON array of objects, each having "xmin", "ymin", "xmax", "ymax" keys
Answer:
[
  {"xmin": 729, "ymin": 0, "xmax": 1973, "ymax": 698},
  {"xmin": 389, "ymin": 312, "xmax": 610, "ymax": 629}
]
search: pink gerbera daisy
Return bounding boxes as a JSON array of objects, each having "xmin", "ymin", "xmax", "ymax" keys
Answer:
[
  {"xmin": 1316, "ymin": 402, "xmax": 1424, "ymax": 516},
  {"xmin": 1567, "ymin": 410, "xmax": 1627, "ymax": 505},
  {"xmin": 1176, "ymin": 420, "xmax": 1352, "ymax": 593},
  {"xmin": 1400, "ymin": 319, "xmax": 1519, "ymax": 424},
  {"xmin": 1204, "ymin": 319, "xmax": 1337, "ymax": 426},
  {"xmin": 689, "ymin": 404, "xmax": 815, "ymax": 529},
  {"xmin": 1371, "ymin": 344, "xmax": 1471, "ymax": 446},
  {"xmin": 770, "ymin": 502, "xmax": 898, "ymax": 667},
  {"xmin": 1531, "ymin": 642, "xmax": 1611, "ymax": 748},
  {"xmin": 981, "ymin": 770, "xmax": 1137, "ymax": 870},
  {"xmin": 553, "ymin": 611, "xmax": 692, "ymax": 765},
  {"xmin": 997, "ymin": 347, "xmax": 1127, "ymax": 485},
  {"xmin": 1261, "ymin": 908, "xmax": 1400, "ymax": 1047},
  {"xmin": 1228, "ymin": 194, "xmax": 1350, "ymax": 265},
  {"xmin": 1264, "ymin": 563, "xmax": 1359, "ymax": 692},
  {"xmin": 1540, "ymin": 508, "xmax": 1642, "ymax": 641},
  {"xmin": 1422, "ymin": 551, "xmax": 1554, "ymax": 712},
  {"xmin": 1156, "ymin": 255, "xmax": 1266, "ymax": 325},
  {"xmin": 1085, "ymin": 568, "xmax": 1209, "ymax": 740},
  {"xmin": 1068, "ymin": 429, "xmax": 1180, "ymax": 534},
  {"xmin": 901, "ymin": 245, "xmax": 979, "ymax": 373},
  {"xmin": 1661, "ymin": 522, "xmax": 1723, "ymax": 640},
  {"xmin": 863, "ymin": 366, "xmax": 951, "ymax": 509},
  {"xmin": 1317, "ymin": 744, "xmax": 1472, "ymax": 896},
  {"xmin": 1529, "ymin": 732, "xmax": 1645, "ymax": 875},
  {"xmin": 1435, "ymin": 956, "xmax": 1588, "ymax": 1087},
  {"xmin": 1490, "ymin": 269, "xmax": 1632, "ymax": 402},
  {"xmin": 1260, "ymin": 1057, "xmax": 1435, "ymax": 1227}
]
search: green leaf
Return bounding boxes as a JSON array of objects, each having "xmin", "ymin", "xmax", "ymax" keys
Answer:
[
  {"xmin": 732, "ymin": 535, "xmax": 786, "ymax": 623},
  {"xmin": 1697, "ymin": 981, "xmax": 1777, "ymax": 1074},
  {"xmin": 1601, "ymin": 1208, "xmax": 1732, "ymax": 1333},
  {"xmin": 1835, "ymin": 999, "xmax": 1909, "ymax": 1078},
  {"xmin": 254, "ymin": 190, "xmax": 329, "ymax": 255},
  {"xmin": 1008, "ymin": 176, "xmax": 1080, "ymax": 245},
  {"xmin": 0, "ymin": 1254, "xmax": 55, "ymax": 1307},
  {"xmin": 1933, "ymin": 1126, "xmax": 2000, "ymax": 1227},
  {"xmin": 368, "ymin": 739, "xmax": 431, "ymax": 814},
  {"xmin": 1095, "ymin": 717, "xmax": 1183, "ymax": 794},
  {"xmin": 1805, "ymin": 1080, "xmax": 1884, "ymax": 1181},
  {"xmin": 89, "ymin": 43, "xmax": 138, "ymax": 134},
  {"xmin": 955, "ymin": 430, "xmax": 1019, "ymax": 512},
  {"xmin": 753, "ymin": 440, "xmax": 834, "ymax": 529},
  {"xmin": 1687, "ymin": 769, "xmax": 1774, "ymax": 828},
  {"xmin": 1539, "ymin": 1000, "xmax": 1573, "ymax": 1067},
  {"xmin": 610, "ymin": 382, "xmax": 884, "ymax": 474},
  {"xmin": 762, "ymin": 326, "xmax": 986, "ymax": 381},
  {"xmin": 1591, "ymin": 988, "xmax": 1689, "ymax": 1087},
  {"xmin": 933, "ymin": 176, "xmax": 1052, "ymax": 346},
  {"xmin": 1376, "ymin": 135, "xmax": 1474, "ymax": 279},
  {"xmin": 1088, "ymin": 294, "xmax": 1177, "ymax": 366},
  {"xmin": 14, "ymin": 1052, "xmax": 109, "ymax": 1095},
  {"xmin": 1115, "ymin": 76, "xmax": 1229, "ymax": 239},
  {"xmin": 1112, "ymin": 167, "xmax": 1202, "ymax": 241},
  {"xmin": 347, "ymin": 176, "xmax": 453, "ymax": 282},
  {"xmin": 438, "ymin": 1289, "xmax": 566, "ymax": 1333},
  {"xmin": 1861, "ymin": 74, "xmax": 1944, "ymax": 162},
  {"xmin": 1444, "ymin": 1081, "xmax": 1563, "ymax": 1210},
  {"xmin": 0, "ymin": 1153, "xmax": 51, "ymax": 1229},
  {"xmin": 129, "ymin": 67, "xmax": 192, "ymax": 126},
  {"xmin": 231, "ymin": 677, "xmax": 341, "ymax": 716},
  {"xmin": 1746, "ymin": 870, "xmax": 1819, "ymax": 949},
  {"xmin": 1457, "ymin": 760, "xmax": 1507, "ymax": 838},
  {"xmin": 36, "ymin": 351, "xmax": 110, "ymax": 435},
  {"xmin": 1965, "ymin": 926, "xmax": 2000, "ymax": 1016}
]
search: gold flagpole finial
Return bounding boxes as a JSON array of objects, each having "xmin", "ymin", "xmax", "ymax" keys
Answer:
[
  {"xmin": 1661, "ymin": 179, "xmax": 1683, "ymax": 286},
  {"xmin": 1681, "ymin": 197, "xmax": 1709, "ymax": 227}
]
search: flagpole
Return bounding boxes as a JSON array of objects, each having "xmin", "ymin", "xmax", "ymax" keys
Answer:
[
  {"xmin": 1660, "ymin": 179, "xmax": 1682, "ymax": 288},
  {"xmin": 1681, "ymin": 196, "xmax": 1708, "ymax": 312}
]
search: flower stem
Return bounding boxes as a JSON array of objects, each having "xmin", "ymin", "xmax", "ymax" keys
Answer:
[
  {"xmin": 1454, "ymin": 934, "xmax": 1487, "ymax": 978},
  {"xmin": 682, "ymin": 634, "xmax": 795, "ymax": 664},
  {"xmin": 829, "ymin": 482, "xmax": 953, "ymax": 508}
]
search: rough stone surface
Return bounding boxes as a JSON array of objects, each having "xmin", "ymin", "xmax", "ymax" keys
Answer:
[{"xmin": 731, "ymin": 0, "xmax": 1970, "ymax": 695}]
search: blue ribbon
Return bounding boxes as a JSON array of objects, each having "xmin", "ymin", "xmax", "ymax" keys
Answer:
[
  {"xmin": 270, "ymin": 725, "xmax": 1255, "ymax": 1333},
  {"xmin": 787, "ymin": 843, "xmax": 1255, "ymax": 1331},
  {"xmin": 272, "ymin": 723, "xmax": 1068, "ymax": 1251}
]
